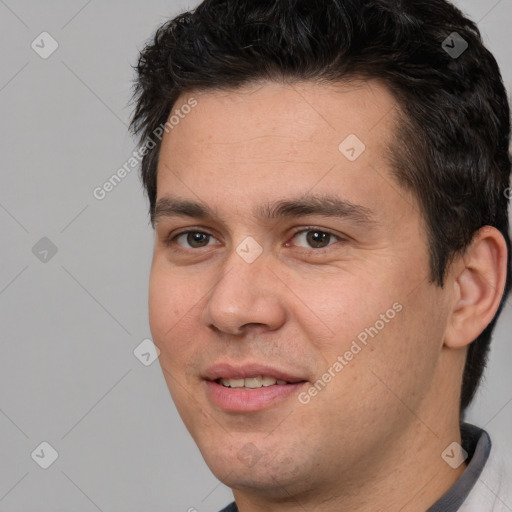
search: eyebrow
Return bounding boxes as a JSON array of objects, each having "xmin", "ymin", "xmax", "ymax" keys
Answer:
[{"xmin": 152, "ymin": 193, "xmax": 376, "ymax": 227}]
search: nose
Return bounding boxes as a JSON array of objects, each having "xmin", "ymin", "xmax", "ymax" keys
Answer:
[{"xmin": 200, "ymin": 248, "xmax": 287, "ymax": 336}]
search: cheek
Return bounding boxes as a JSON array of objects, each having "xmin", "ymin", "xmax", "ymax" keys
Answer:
[
  {"xmin": 148, "ymin": 267, "xmax": 198, "ymax": 413},
  {"xmin": 148, "ymin": 263, "xmax": 194, "ymax": 348},
  {"xmin": 292, "ymin": 271, "xmax": 400, "ymax": 356},
  {"xmin": 148, "ymin": 269, "xmax": 171, "ymax": 342},
  {"xmin": 296, "ymin": 267, "xmax": 440, "ymax": 405},
  {"xmin": 359, "ymin": 286, "xmax": 447, "ymax": 409}
]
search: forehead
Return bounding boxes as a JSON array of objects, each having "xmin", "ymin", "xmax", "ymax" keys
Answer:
[
  {"xmin": 155, "ymin": 79, "xmax": 412, "ymax": 225},
  {"xmin": 160, "ymin": 78, "xmax": 399, "ymax": 161}
]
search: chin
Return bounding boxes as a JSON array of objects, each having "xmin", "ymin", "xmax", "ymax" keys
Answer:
[{"xmin": 200, "ymin": 441, "xmax": 308, "ymax": 497}]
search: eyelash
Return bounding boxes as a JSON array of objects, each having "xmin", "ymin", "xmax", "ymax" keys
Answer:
[{"xmin": 164, "ymin": 226, "xmax": 344, "ymax": 254}]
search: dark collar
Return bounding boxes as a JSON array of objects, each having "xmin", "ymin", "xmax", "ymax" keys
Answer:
[{"xmin": 427, "ymin": 422, "xmax": 491, "ymax": 511}]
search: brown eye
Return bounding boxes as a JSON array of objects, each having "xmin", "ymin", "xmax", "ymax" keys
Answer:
[
  {"xmin": 306, "ymin": 230, "xmax": 331, "ymax": 248},
  {"xmin": 186, "ymin": 232, "xmax": 211, "ymax": 248},
  {"xmin": 291, "ymin": 229, "xmax": 340, "ymax": 250},
  {"xmin": 170, "ymin": 231, "xmax": 216, "ymax": 249}
]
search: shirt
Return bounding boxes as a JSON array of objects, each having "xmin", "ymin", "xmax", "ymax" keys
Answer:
[{"xmin": 218, "ymin": 423, "xmax": 511, "ymax": 512}]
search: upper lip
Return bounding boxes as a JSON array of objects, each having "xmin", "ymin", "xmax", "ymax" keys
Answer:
[{"xmin": 203, "ymin": 362, "xmax": 307, "ymax": 383}]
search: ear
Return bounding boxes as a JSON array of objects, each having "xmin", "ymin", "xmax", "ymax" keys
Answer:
[{"xmin": 444, "ymin": 226, "xmax": 509, "ymax": 349}]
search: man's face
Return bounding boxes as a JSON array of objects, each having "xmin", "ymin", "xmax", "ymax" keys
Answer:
[{"xmin": 149, "ymin": 80, "xmax": 454, "ymax": 495}]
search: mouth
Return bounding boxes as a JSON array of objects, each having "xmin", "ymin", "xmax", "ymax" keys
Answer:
[
  {"xmin": 203, "ymin": 362, "xmax": 307, "ymax": 383},
  {"xmin": 215, "ymin": 375, "xmax": 303, "ymax": 389},
  {"xmin": 203, "ymin": 363, "xmax": 309, "ymax": 412}
]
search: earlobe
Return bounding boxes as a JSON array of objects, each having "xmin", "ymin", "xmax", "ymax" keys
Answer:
[{"xmin": 444, "ymin": 226, "xmax": 508, "ymax": 349}]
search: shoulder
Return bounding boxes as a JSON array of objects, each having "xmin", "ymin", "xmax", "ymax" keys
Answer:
[{"xmin": 459, "ymin": 432, "xmax": 512, "ymax": 511}]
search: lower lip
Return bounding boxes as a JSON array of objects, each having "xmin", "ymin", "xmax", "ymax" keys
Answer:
[{"xmin": 205, "ymin": 380, "xmax": 307, "ymax": 412}]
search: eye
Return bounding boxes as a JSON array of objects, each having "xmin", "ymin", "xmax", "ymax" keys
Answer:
[
  {"xmin": 164, "ymin": 227, "xmax": 344, "ymax": 253},
  {"xmin": 167, "ymin": 230, "xmax": 217, "ymax": 249},
  {"xmin": 288, "ymin": 228, "xmax": 343, "ymax": 251}
]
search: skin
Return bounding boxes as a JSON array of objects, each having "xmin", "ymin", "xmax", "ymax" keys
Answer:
[{"xmin": 148, "ymin": 79, "xmax": 508, "ymax": 511}]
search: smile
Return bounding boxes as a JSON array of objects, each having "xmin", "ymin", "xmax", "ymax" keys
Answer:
[{"xmin": 217, "ymin": 376, "xmax": 291, "ymax": 388}]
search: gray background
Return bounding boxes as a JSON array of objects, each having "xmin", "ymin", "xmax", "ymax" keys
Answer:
[{"xmin": 0, "ymin": 1, "xmax": 511, "ymax": 511}]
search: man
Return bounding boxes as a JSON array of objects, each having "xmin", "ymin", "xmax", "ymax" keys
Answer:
[{"xmin": 130, "ymin": 0, "xmax": 512, "ymax": 510}]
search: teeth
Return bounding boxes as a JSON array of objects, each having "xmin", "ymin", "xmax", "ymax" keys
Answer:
[
  {"xmin": 219, "ymin": 376, "xmax": 288, "ymax": 388},
  {"xmin": 245, "ymin": 376, "xmax": 263, "ymax": 388},
  {"xmin": 262, "ymin": 376, "xmax": 277, "ymax": 387},
  {"xmin": 220, "ymin": 378, "xmax": 244, "ymax": 388}
]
